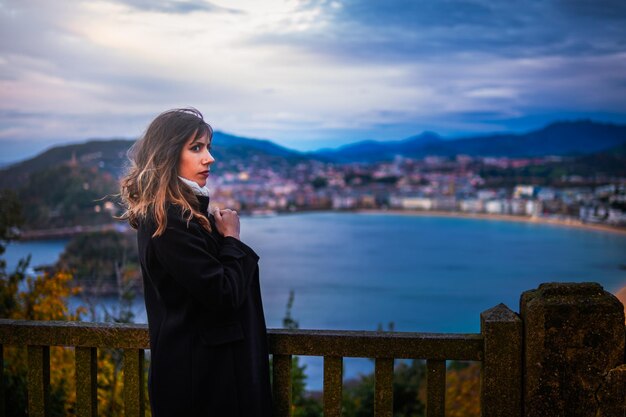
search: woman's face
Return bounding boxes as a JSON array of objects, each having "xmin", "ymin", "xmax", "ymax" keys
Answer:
[{"xmin": 178, "ymin": 133, "xmax": 214, "ymax": 187}]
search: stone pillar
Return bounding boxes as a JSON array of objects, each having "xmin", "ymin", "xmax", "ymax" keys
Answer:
[
  {"xmin": 520, "ymin": 282, "xmax": 625, "ymax": 417},
  {"xmin": 597, "ymin": 364, "xmax": 626, "ymax": 417},
  {"xmin": 481, "ymin": 303, "xmax": 523, "ymax": 417}
]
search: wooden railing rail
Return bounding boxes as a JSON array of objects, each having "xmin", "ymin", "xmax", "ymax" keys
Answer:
[
  {"xmin": 268, "ymin": 328, "xmax": 485, "ymax": 417},
  {"xmin": 0, "ymin": 303, "xmax": 522, "ymax": 417}
]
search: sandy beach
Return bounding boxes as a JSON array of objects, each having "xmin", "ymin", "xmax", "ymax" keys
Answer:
[{"xmin": 356, "ymin": 209, "xmax": 626, "ymax": 236}]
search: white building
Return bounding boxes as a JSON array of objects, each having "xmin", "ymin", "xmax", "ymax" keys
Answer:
[
  {"xmin": 513, "ymin": 185, "xmax": 537, "ymax": 199},
  {"xmin": 399, "ymin": 197, "xmax": 434, "ymax": 210},
  {"xmin": 485, "ymin": 200, "xmax": 504, "ymax": 214},
  {"xmin": 459, "ymin": 199, "xmax": 483, "ymax": 213},
  {"xmin": 607, "ymin": 209, "xmax": 626, "ymax": 226},
  {"xmin": 332, "ymin": 196, "xmax": 357, "ymax": 209},
  {"xmin": 526, "ymin": 200, "xmax": 541, "ymax": 217},
  {"xmin": 510, "ymin": 199, "xmax": 527, "ymax": 215},
  {"xmin": 433, "ymin": 197, "xmax": 458, "ymax": 211}
]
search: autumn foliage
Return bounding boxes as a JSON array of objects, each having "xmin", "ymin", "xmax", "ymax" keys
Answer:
[{"xmin": 0, "ymin": 190, "xmax": 144, "ymax": 417}]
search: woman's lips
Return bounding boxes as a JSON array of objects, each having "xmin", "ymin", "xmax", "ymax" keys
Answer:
[{"xmin": 200, "ymin": 170, "xmax": 210, "ymax": 178}]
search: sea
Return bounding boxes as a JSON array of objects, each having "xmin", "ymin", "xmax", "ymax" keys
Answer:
[{"xmin": 4, "ymin": 212, "xmax": 626, "ymax": 390}]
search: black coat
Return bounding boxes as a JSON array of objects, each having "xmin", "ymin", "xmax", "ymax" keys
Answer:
[{"xmin": 137, "ymin": 196, "xmax": 273, "ymax": 417}]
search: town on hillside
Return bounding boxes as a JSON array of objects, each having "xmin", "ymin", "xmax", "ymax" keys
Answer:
[
  {"xmin": 6, "ymin": 148, "xmax": 626, "ymax": 237},
  {"xmin": 207, "ymin": 154, "xmax": 626, "ymax": 226}
]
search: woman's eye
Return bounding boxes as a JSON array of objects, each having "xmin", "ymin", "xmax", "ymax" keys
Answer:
[{"xmin": 191, "ymin": 145, "xmax": 200, "ymax": 151}]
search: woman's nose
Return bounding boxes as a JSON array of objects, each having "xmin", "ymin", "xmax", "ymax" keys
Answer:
[{"xmin": 203, "ymin": 150, "xmax": 215, "ymax": 165}]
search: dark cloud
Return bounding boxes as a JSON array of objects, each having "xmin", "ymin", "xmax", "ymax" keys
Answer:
[
  {"xmin": 253, "ymin": 0, "xmax": 626, "ymax": 62},
  {"xmin": 555, "ymin": 0, "xmax": 626, "ymax": 20},
  {"xmin": 331, "ymin": 0, "xmax": 498, "ymax": 28}
]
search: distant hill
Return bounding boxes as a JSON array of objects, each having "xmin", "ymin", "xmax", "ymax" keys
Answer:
[
  {"xmin": 0, "ymin": 139, "xmax": 133, "ymax": 189},
  {"xmin": 15, "ymin": 164, "xmax": 121, "ymax": 230},
  {"xmin": 2, "ymin": 120, "xmax": 625, "ymax": 189},
  {"xmin": 570, "ymin": 141, "xmax": 626, "ymax": 177},
  {"xmin": 312, "ymin": 132, "xmax": 442, "ymax": 163},
  {"xmin": 311, "ymin": 121, "xmax": 626, "ymax": 162},
  {"xmin": 0, "ymin": 131, "xmax": 310, "ymax": 189},
  {"xmin": 214, "ymin": 131, "xmax": 302, "ymax": 159},
  {"xmin": 442, "ymin": 120, "xmax": 626, "ymax": 158},
  {"xmin": 478, "ymin": 141, "xmax": 626, "ymax": 188}
]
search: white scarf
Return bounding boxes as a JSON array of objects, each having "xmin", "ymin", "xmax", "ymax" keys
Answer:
[{"xmin": 178, "ymin": 176, "xmax": 211, "ymax": 197}]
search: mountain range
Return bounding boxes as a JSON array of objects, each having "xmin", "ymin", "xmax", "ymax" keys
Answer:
[
  {"xmin": 312, "ymin": 120, "xmax": 626, "ymax": 162},
  {"xmin": 1, "ymin": 120, "xmax": 625, "ymax": 189}
]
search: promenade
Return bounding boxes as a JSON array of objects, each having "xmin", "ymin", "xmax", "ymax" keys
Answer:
[{"xmin": 357, "ymin": 209, "xmax": 626, "ymax": 236}]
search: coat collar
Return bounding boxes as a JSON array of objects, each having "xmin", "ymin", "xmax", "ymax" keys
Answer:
[{"xmin": 178, "ymin": 176, "xmax": 210, "ymax": 197}]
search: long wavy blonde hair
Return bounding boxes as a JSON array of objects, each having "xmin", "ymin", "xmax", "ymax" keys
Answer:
[{"xmin": 119, "ymin": 108, "xmax": 213, "ymax": 237}]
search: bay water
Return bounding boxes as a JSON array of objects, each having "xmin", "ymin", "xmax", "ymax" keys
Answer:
[{"xmin": 5, "ymin": 212, "xmax": 626, "ymax": 390}]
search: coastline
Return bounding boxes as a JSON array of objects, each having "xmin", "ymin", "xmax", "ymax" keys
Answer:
[
  {"xmin": 16, "ymin": 209, "xmax": 626, "ymax": 241},
  {"xmin": 355, "ymin": 209, "xmax": 626, "ymax": 236},
  {"xmin": 13, "ymin": 207, "xmax": 624, "ymax": 246}
]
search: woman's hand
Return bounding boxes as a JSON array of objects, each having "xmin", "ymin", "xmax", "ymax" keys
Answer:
[{"xmin": 213, "ymin": 208, "xmax": 241, "ymax": 240}]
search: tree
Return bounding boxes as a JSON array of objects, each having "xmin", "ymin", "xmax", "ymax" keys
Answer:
[
  {"xmin": 0, "ymin": 192, "xmax": 86, "ymax": 416},
  {"xmin": 16, "ymin": 165, "xmax": 118, "ymax": 230},
  {"xmin": 272, "ymin": 289, "xmax": 323, "ymax": 417},
  {"xmin": 0, "ymin": 189, "xmax": 26, "ymax": 318},
  {"xmin": 57, "ymin": 231, "xmax": 140, "ymax": 298},
  {"xmin": 0, "ymin": 190, "xmax": 23, "ymax": 252},
  {"xmin": 342, "ymin": 322, "xmax": 427, "ymax": 417},
  {"xmin": 445, "ymin": 362, "xmax": 480, "ymax": 417},
  {"xmin": 393, "ymin": 360, "xmax": 427, "ymax": 417},
  {"xmin": 0, "ymin": 191, "xmax": 130, "ymax": 417},
  {"xmin": 311, "ymin": 177, "xmax": 328, "ymax": 190}
]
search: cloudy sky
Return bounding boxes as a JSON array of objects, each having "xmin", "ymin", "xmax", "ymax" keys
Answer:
[{"xmin": 1, "ymin": 0, "xmax": 626, "ymax": 162}]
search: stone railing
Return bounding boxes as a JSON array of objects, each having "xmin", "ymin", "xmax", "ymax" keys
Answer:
[{"xmin": 0, "ymin": 282, "xmax": 624, "ymax": 417}]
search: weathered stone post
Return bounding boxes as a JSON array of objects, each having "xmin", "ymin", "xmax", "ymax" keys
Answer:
[
  {"xmin": 596, "ymin": 364, "xmax": 626, "ymax": 417},
  {"xmin": 480, "ymin": 303, "xmax": 523, "ymax": 417},
  {"xmin": 520, "ymin": 282, "xmax": 625, "ymax": 417}
]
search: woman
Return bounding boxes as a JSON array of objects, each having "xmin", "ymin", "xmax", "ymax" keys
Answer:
[{"xmin": 120, "ymin": 108, "xmax": 273, "ymax": 417}]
